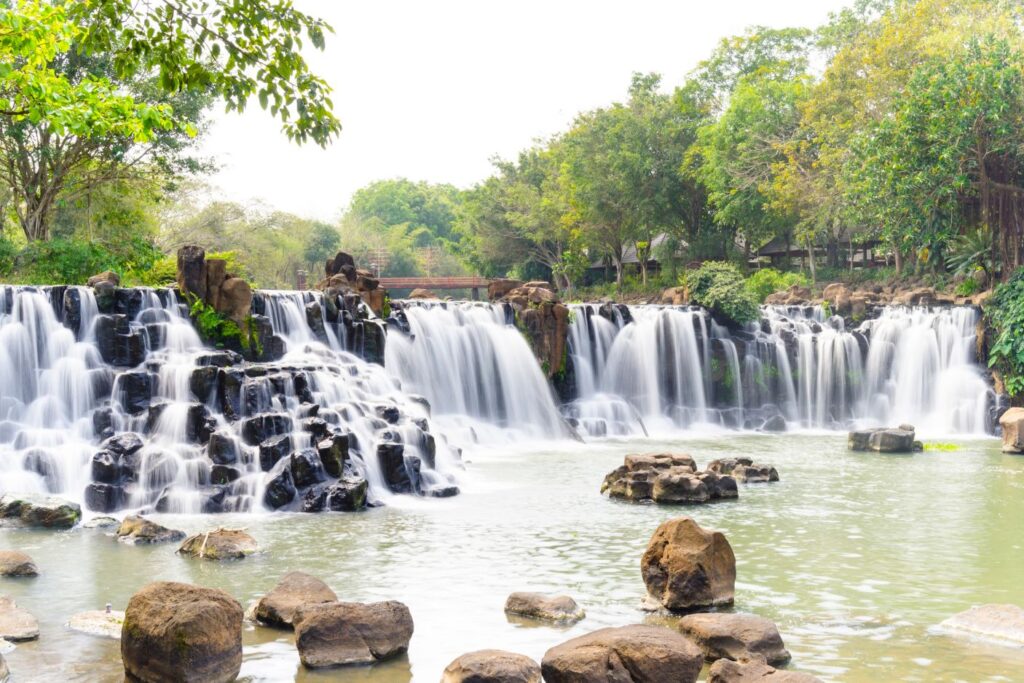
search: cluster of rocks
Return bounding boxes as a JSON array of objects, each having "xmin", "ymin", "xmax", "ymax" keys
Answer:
[
  {"xmin": 765, "ymin": 280, "xmax": 974, "ymax": 315},
  {"xmin": 848, "ymin": 424, "xmax": 923, "ymax": 453},
  {"xmin": 176, "ymin": 246, "xmax": 254, "ymax": 329},
  {"xmin": 601, "ymin": 453, "xmax": 778, "ymax": 504},
  {"xmin": 497, "ymin": 280, "xmax": 571, "ymax": 383}
]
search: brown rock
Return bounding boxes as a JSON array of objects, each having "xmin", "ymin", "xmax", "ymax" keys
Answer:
[
  {"xmin": 408, "ymin": 288, "xmax": 437, "ymax": 299},
  {"xmin": 0, "ymin": 595, "xmax": 39, "ymax": 641},
  {"xmin": 999, "ymin": 407, "xmax": 1024, "ymax": 453},
  {"xmin": 0, "ymin": 551, "xmax": 37, "ymax": 577},
  {"xmin": 442, "ymin": 649, "xmax": 542, "ymax": 683},
  {"xmin": 176, "ymin": 245, "xmax": 207, "ymax": 300},
  {"xmin": 504, "ymin": 592, "xmax": 585, "ymax": 623},
  {"xmin": 731, "ymin": 464, "xmax": 779, "ymax": 483},
  {"xmin": 178, "ymin": 528, "xmax": 257, "ymax": 560},
  {"xmin": 0, "ymin": 494, "xmax": 80, "ymax": 529},
  {"xmin": 707, "ymin": 655, "xmax": 822, "ymax": 682},
  {"xmin": 217, "ymin": 277, "xmax": 252, "ymax": 325},
  {"xmin": 677, "ymin": 612, "xmax": 790, "ymax": 664},
  {"xmin": 660, "ymin": 286, "xmax": 689, "ymax": 305},
  {"xmin": 293, "ymin": 600, "xmax": 414, "ymax": 667},
  {"xmin": 121, "ymin": 581, "xmax": 243, "ymax": 683},
  {"xmin": 115, "ymin": 515, "xmax": 186, "ymax": 545},
  {"xmin": 541, "ymin": 625, "xmax": 703, "ymax": 683},
  {"xmin": 652, "ymin": 472, "xmax": 710, "ymax": 504},
  {"xmin": 361, "ymin": 288, "xmax": 386, "ymax": 317},
  {"xmin": 205, "ymin": 258, "xmax": 227, "ymax": 310},
  {"xmin": 326, "ymin": 252, "xmax": 356, "ymax": 278},
  {"xmin": 255, "ymin": 571, "xmax": 337, "ymax": 629},
  {"xmin": 87, "ymin": 270, "xmax": 120, "ymax": 287},
  {"xmin": 641, "ymin": 517, "xmax": 736, "ymax": 611},
  {"xmin": 487, "ymin": 279, "xmax": 522, "ymax": 301}
]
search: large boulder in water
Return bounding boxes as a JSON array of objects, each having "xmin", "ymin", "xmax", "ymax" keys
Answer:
[
  {"xmin": 178, "ymin": 528, "xmax": 257, "ymax": 561},
  {"xmin": 602, "ymin": 453, "xmax": 736, "ymax": 504},
  {"xmin": 0, "ymin": 494, "xmax": 81, "ymax": 529},
  {"xmin": 115, "ymin": 515, "xmax": 186, "ymax": 545},
  {"xmin": 848, "ymin": 426, "xmax": 918, "ymax": 453},
  {"xmin": 541, "ymin": 625, "xmax": 703, "ymax": 683},
  {"xmin": 0, "ymin": 595, "xmax": 39, "ymax": 642},
  {"xmin": 443, "ymin": 650, "xmax": 542, "ymax": 683},
  {"xmin": 707, "ymin": 656, "xmax": 822, "ymax": 682},
  {"xmin": 0, "ymin": 551, "xmax": 37, "ymax": 577},
  {"xmin": 939, "ymin": 604, "xmax": 1024, "ymax": 646},
  {"xmin": 504, "ymin": 592, "xmax": 585, "ymax": 624},
  {"xmin": 121, "ymin": 581, "xmax": 242, "ymax": 683},
  {"xmin": 999, "ymin": 407, "xmax": 1024, "ymax": 453},
  {"xmin": 676, "ymin": 612, "xmax": 790, "ymax": 664},
  {"xmin": 293, "ymin": 600, "xmax": 414, "ymax": 667},
  {"xmin": 641, "ymin": 517, "xmax": 736, "ymax": 611},
  {"xmin": 255, "ymin": 571, "xmax": 337, "ymax": 629}
]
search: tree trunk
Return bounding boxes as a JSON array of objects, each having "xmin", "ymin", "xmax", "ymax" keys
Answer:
[
  {"xmin": 805, "ymin": 236, "xmax": 816, "ymax": 283},
  {"xmin": 20, "ymin": 199, "xmax": 51, "ymax": 242},
  {"xmin": 893, "ymin": 239, "xmax": 903, "ymax": 275}
]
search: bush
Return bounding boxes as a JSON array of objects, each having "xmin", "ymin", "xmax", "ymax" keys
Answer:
[
  {"xmin": 15, "ymin": 239, "xmax": 123, "ymax": 284},
  {"xmin": 684, "ymin": 261, "xmax": 760, "ymax": 326},
  {"xmin": 987, "ymin": 268, "xmax": 1024, "ymax": 396},
  {"xmin": 744, "ymin": 268, "xmax": 810, "ymax": 302}
]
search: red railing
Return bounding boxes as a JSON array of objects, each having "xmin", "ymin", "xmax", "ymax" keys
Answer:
[{"xmin": 377, "ymin": 277, "xmax": 490, "ymax": 289}]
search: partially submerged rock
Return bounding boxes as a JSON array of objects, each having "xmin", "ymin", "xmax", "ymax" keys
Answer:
[
  {"xmin": 121, "ymin": 581, "xmax": 243, "ymax": 683},
  {"xmin": 676, "ymin": 612, "xmax": 790, "ymax": 664},
  {"xmin": 0, "ymin": 596, "xmax": 39, "ymax": 642},
  {"xmin": 0, "ymin": 551, "xmax": 37, "ymax": 578},
  {"xmin": 939, "ymin": 604, "xmax": 1024, "ymax": 646},
  {"xmin": 82, "ymin": 516, "xmax": 120, "ymax": 529},
  {"xmin": 255, "ymin": 571, "xmax": 337, "ymax": 629},
  {"xmin": 541, "ymin": 625, "xmax": 703, "ymax": 683},
  {"xmin": 601, "ymin": 453, "xmax": 740, "ymax": 505},
  {"xmin": 115, "ymin": 515, "xmax": 185, "ymax": 545},
  {"xmin": 68, "ymin": 609, "xmax": 125, "ymax": 639},
  {"xmin": 178, "ymin": 528, "xmax": 257, "ymax": 560},
  {"xmin": 641, "ymin": 517, "xmax": 736, "ymax": 611},
  {"xmin": 504, "ymin": 592, "xmax": 585, "ymax": 624},
  {"xmin": 707, "ymin": 458, "xmax": 779, "ymax": 483},
  {"xmin": 0, "ymin": 494, "xmax": 80, "ymax": 529},
  {"xmin": 707, "ymin": 655, "xmax": 822, "ymax": 682},
  {"xmin": 848, "ymin": 426, "xmax": 920, "ymax": 453},
  {"xmin": 293, "ymin": 600, "xmax": 414, "ymax": 667},
  {"xmin": 443, "ymin": 649, "xmax": 542, "ymax": 683}
]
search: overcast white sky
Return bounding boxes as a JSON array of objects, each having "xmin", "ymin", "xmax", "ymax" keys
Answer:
[{"xmin": 198, "ymin": 0, "xmax": 852, "ymax": 221}]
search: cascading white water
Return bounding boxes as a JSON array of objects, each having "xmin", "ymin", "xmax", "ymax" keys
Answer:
[{"xmin": 384, "ymin": 301, "xmax": 569, "ymax": 441}]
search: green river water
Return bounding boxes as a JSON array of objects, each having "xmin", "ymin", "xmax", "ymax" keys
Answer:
[{"xmin": 1, "ymin": 433, "xmax": 1022, "ymax": 682}]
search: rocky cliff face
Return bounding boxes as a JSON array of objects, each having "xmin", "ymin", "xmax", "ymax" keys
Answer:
[{"xmin": 497, "ymin": 282, "xmax": 570, "ymax": 383}]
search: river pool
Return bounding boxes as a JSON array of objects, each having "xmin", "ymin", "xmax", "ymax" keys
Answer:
[{"xmin": 1, "ymin": 432, "xmax": 1022, "ymax": 682}]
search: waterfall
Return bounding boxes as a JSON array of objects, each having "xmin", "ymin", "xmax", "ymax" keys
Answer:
[{"xmin": 384, "ymin": 301, "xmax": 568, "ymax": 441}]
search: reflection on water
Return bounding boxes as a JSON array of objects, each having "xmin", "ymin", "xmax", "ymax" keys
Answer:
[{"xmin": 1, "ymin": 434, "xmax": 1023, "ymax": 682}]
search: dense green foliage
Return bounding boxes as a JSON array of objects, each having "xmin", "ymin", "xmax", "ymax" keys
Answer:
[
  {"xmin": 685, "ymin": 261, "xmax": 760, "ymax": 325},
  {"xmin": 745, "ymin": 268, "xmax": 810, "ymax": 302},
  {"xmin": 987, "ymin": 269, "xmax": 1024, "ymax": 396}
]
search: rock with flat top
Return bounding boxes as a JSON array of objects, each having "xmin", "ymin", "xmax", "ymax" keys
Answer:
[
  {"xmin": 255, "ymin": 571, "xmax": 337, "ymax": 629},
  {"xmin": 677, "ymin": 612, "xmax": 790, "ymax": 664},
  {"xmin": 115, "ymin": 515, "xmax": 185, "ymax": 545},
  {"xmin": 707, "ymin": 655, "xmax": 822, "ymax": 682},
  {"xmin": 504, "ymin": 592, "xmax": 585, "ymax": 624},
  {"xmin": 0, "ymin": 494, "xmax": 80, "ymax": 529},
  {"xmin": 178, "ymin": 528, "xmax": 257, "ymax": 560},
  {"xmin": 0, "ymin": 551, "xmax": 37, "ymax": 577},
  {"xmin": 443, "ymin": 649, "xmax": 541, "ymax": 683},
  {"xmin": 68, "ymin": 609, "xmax": 125, "ymax": 639},
  {"xmin": 293, "ymin": 600, "xmax": 413, "ymax": 667},
  {"xmin": 939, "ymin": 604, "xmax": 1024, "ymax": 646},
  {"xmin": 541, "ymin": 625, "xmax": 703, "ymax": 683},
  {"xmin": 0, "ymin": 596, "xmax": 39, "ymax": 642}
]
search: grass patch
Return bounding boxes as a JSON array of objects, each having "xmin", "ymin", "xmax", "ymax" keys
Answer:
[{"xmin": 923, "ymin": 442, "xmax": 960, "ymax": 452}]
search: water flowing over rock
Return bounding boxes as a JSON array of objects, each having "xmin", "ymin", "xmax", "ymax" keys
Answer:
[
  {"xmin": 504, "ymin": 592, "xmax": 585, "ymax": 624},
  {"xmin": 0, "ymin": 596, "xmax": 39, "ymax": 642},
  {"xmin": 293, "ymin": 600, "xmax": 414, "ymax": 667},
  {"xmin": 255, "ymin": 571, "xmax": 337, "ymax": 628},
  {"xmin": 999, "ymin": 407, "xmax": 1024, "ymax": 453},
  {"xmin": 443, "ymin": 650, "xmax": 542, "ymax": 683},
  {"xmin": 121, "ymin": 581, "xmax": 243, "ymax": 683},
  {"xmin": 540, "ymin": 625, "xmax": 703, "ymax": 683},
  {"xmin": 641, "ymin": 517, "xmax": 736, "ymax": 611},
  {"xmin": 0, "ymin": 551, "xmax": 37, "ymax": 577},
  {"xmin": 676, "ymin": 612, "xmax": 790, "ymax": 664},
  {"xmin": 707, "ymin": 655, "xmax": 823, "ymax": 682},
  {"xmin": 178, "ymin": 528, "xmax": 258, "ymax": 560}
]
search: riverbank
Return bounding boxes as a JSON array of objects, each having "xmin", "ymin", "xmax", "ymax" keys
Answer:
[{"xmin": 0, "ymin": 432, "xmax": 1019, "ymax": 681}]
